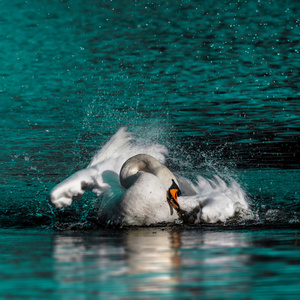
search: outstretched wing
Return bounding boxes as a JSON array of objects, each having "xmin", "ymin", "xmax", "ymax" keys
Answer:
[
  {"xmin": 50, "ymin": 167, "xmax": 98, "ymax": 208},
  {"xmin": 88, "ymin": 127, "xmax": 132, "ymax": 167}
]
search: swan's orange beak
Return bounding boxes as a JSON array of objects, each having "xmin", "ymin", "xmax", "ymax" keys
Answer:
[{"xmin": 169, "ymin": 188, "xmax": 181, "ymax": 212}]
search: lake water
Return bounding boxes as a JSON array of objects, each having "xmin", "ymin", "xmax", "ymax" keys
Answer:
[
  {"xmin": 1, "ymin": 227, "xmax": 300, "ymax": 299},
  {"xmin": 1, "ymin": 0, "xmax": 299, "ymax": 298}
]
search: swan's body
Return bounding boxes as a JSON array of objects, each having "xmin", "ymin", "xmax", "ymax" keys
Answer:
[
  {"xmin": 50, "ymin": 127, "xmax": 250, "ymax": 226},
  {"xmin": 92, "ymin": 153, "xmax": 182, "ymax": 226}
]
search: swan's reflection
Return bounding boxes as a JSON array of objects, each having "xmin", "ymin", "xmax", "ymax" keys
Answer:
[
  {"xmin": 53, "ymin": 228, "xmax": 251, "ymax": 296},
  {"xmin": 53, "ymin": 228, "xmax": 182, "ymax": 294}
]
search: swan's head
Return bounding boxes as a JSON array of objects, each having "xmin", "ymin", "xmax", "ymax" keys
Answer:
[{"xmin": 167, "ymin": 179, "xmax": 182, "ymax": 212}]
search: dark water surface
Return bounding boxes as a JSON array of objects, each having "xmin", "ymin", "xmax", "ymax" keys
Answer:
[{"xmin": 1, "ymin": 0, "xmax": 299, "ymax": 298}]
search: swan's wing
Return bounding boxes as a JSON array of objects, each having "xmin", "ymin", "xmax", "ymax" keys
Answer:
[
  {"xmin": 88, "ymin": 127, "xmax": 132, "ymax": 167},
  {"xmin": 50, "ymin": 167, "xmax": 99, "ymax": 209},
  {"xmin": 50, "ymin": 127, "xmax": 132, "ymax": 209},
  {"xmin": 177, "ymin": 175, "xmax": 250, "ymax": 224},
  {"xmin": 88, "ymin": 127, "xmax": 168, "ymax": 168},
  {"xmin": 192, "ymin": 175, "xmax": 249, "ymax": 223},
  {"xmin": 177, "ymin": 176, "xmax": 197, "ymax": 196},
  {"xmin": 50, "ymin": 159, "xmax": 126, "ymax": 209}
]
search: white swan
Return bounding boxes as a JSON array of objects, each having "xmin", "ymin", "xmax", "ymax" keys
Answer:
[{"xmin": 50, "ymin": 127, "xmax": 250, "ymax": 226}]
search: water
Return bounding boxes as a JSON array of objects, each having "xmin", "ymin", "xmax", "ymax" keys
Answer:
[
  {"xmin": 1, "ymin": 227, "xmax": 300, "ymax": 299},
  {"xmin": 1, "ymin": 0, "xmax": 299, "ymax": 298}
]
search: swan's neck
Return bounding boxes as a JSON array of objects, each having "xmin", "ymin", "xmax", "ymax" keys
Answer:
[{"xmin": 120, "ymin": 154, "xmax": 178, "ymax": 190}]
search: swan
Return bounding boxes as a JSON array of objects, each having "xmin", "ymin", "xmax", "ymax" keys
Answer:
[{"xmin": 50, "ymin": 127, "xmax": 250, "ymax": 226}]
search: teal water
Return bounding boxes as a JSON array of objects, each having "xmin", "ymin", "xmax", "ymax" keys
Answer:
[
  {"xmin": 1, "ymin": 0, "xmax": 299, "ymax": 298},
  {"xmin": 1, "ymin": 227, "xmax": 300, "ymax": 299}
]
